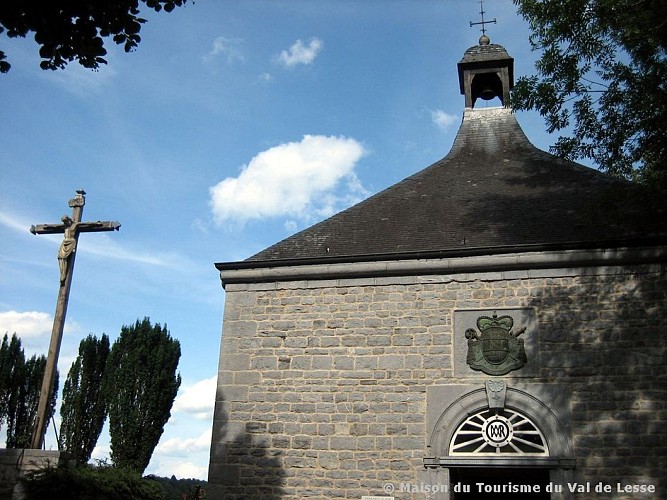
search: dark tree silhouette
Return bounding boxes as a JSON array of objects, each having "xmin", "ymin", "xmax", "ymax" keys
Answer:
[
  {"xmin": 0, "ymin": 0, "xmax": 188, "ymax": 73},
  {"xmin": 60, "ymin": 333, "xmax": 110, "ymax": 463},
  {"xmin": 512, "ymin": 0, "xmax": 667, "ymax": 189},
  {"xmin": 104, "ymin": 318, "xmax": 181, "ymax": 473}
]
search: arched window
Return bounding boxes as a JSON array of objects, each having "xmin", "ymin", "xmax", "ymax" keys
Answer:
[
  {"xmin": 449, "ymin": 407, "xmax": 548, "ymax": 456},
  {"xmin": 424, "ymin": 385, "xmax": 575, "ymax": 499},
  {"xmin": 425, "ymin": 385, "xmax": 574, "ymax": 469}
]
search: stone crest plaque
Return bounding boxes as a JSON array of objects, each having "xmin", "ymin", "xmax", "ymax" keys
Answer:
[{"xmin": 465, "ymin": 312, "xmax": 527, "ymax": 375}]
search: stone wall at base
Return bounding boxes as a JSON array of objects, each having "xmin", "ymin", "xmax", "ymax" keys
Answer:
[
  {"xmin": 0, "ymin": 449, "xmax": 74, "ymax": 500},
  {"xmin": 209, "ymin": 263, "xmax": 667, "ymax": 499}
]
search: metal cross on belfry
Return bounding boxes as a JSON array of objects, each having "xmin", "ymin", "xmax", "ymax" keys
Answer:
[
  {"xmin": 470, "ymin": 0, "xmax": 496, "ymax": 35},
  {"xmin": 29, "ymin": 190, "xmax": 120, "ymax": 449}
]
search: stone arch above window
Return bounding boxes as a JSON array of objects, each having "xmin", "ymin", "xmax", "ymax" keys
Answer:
[{"xmin": 425, "ymin": 384, "xmax": 574, "ymax": 467}]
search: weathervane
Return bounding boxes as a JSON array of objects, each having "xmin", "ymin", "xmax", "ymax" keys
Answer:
[{"xmin": 469, "ymin": 0, "xmax": 496, "ymax": 36}]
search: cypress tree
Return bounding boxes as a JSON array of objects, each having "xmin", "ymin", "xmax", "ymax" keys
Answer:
[
  {"xmin": 0, "ymin": 334, "xmax": 59, "ymax": 447},
  {"xmin": 60, "ymin": 333, "xmax": 110, "ymax": 462},
  {"xmin": 6, "ymin": 354, "xmax": 58, "ymax": 448},
  {"xmin": 104, "ymin": 318, "xmax": 181, "ymax": 473},
  {"xmin": 0, "ymin": 334, "xmax": 23, "ymax": 428}
]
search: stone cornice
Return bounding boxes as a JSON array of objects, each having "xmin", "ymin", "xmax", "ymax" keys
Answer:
[{"xmin": 217, "ymin": 245, "xmax": 666, "ymax": 288}]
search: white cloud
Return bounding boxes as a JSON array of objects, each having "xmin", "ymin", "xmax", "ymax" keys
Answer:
[
  {"xmin": 173, "ymin": 376, "xmax": 216, "ymax": 420},
  {"xmin": 257, "ymin": 72, "xmax": 274, "ymax": 84},
  {"xmin": 202, "ymin": 36, "xmax": 245, "ymax": 64},
  {"xmin": 0, "ymin": 311, "xmax": 83, "ymax": 363},
  {"xmin": 81, "ymin": 236, "xmax": 186, "ymax": 268},
  {"xmin": 431, "ymin": 109, "xmax": 459, "ymax": 130},
  {"xmin": 156, "ymin": 428, "xmax": 212, "ymax": 456},
  {"xmin": 277, "ymin": 38, "xmax": 323, "ymax": 67},
  {"xmin": 151, "ymin": 457, "xmax": 209, "ymax": 480},
  {"xmin": 90, "ymin": 442, "xmax": 111, "ymax": 464},
  {"xmin": 0, "ymin": 311, "xmax": 52, "ymax": 338},
  {"xmin": 169, "ymin": 461, "xmax": 207, "ymax": 480},
  {"xmin": 210, "ymin": 135, "xmax": 367, "ymax": 225},
  {"xmin": 0, "ymin": 211, "xmax": 32, "ymax": 233}
]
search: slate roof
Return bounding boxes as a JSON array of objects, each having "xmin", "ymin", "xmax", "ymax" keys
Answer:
[
  {"xmin": 246, "ymin": 107, "xmax": 665, "ymax": 264},
  {"xmin": 460, "ymin": 41, "xmax": 512, "ymax": 64}
]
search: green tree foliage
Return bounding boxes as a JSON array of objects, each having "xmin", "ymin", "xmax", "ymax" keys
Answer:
[
  {"xmin": 0, "ymin": 334, "xmax": 58, "ymax": 448},
  {"xmin": 20, "ymin": 463, "xmax": 165, "ymax": 500},
  {"xmin": 0, "ymin": 0, "xmax": 188, "ymax": 73},
  {"xmin": 60, "ymin": 334, "xmax": 111, "ymax": 463},
  {"xmin": 146, "ymin": 475, "xmax": 207, "ymax": 500},
  {"xmin": 20, "ymin": 463, "xmax": 208, "ymax": 500},
  {"xmin": 105, "ymin": 318, "xmax": 181, "ymax": 473},
  {"xmin": 0, "ymin": 333, "xmax": 24, "ymax": 429},
  {"xmin": 6, "ymin": 353, "xmax": 58, "ymax": 448},
  {"xmin": 511, "ymin": 0, "xmax": 667, "ymax": 189}
]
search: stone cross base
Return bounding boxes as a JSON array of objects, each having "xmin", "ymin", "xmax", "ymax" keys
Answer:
[{"xmin": 0, "ymin": 449, "xmax": 75, "ymax": 499}]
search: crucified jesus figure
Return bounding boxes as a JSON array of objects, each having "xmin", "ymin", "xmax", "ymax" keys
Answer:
[
  {"xmin": 56, "ymin": 215, "xmax": 110, "ymax": 283},
  {"xmin": 57, "ymin": 215, "xmax": 77, "ymax": 283}
]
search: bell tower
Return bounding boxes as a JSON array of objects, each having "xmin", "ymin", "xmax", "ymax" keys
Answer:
[{"xmin": 457, "ymin": 3, "xmax": 514, "ymax": 108}]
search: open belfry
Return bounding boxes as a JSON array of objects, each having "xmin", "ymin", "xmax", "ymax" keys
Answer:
[{"xmin": 208, "ymin": 14, "xmax": 667, "ymax": 500}]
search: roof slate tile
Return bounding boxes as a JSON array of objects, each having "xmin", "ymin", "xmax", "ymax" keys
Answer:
[{"xmin": 246, "ymin": 108, "xmax": 665, "ymax": 264}]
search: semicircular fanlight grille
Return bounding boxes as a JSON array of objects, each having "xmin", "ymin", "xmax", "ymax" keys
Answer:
[{"xmin": 449, "ymin": 407, "xmax": 548, "ymax": 456}]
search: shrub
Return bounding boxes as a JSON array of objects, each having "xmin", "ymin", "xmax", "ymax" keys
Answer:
[{"xmin": 20, "ymin": 464, "xmax": 165, "ymax": 500}]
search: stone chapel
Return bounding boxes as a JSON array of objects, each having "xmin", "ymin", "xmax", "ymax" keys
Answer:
[{"xmin": 208, "ymin": 32, "xmax": 667, "ymax": 500}]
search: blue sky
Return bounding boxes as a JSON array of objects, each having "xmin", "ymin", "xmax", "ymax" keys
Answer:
[{"xmin": 0, "ymin": 0, "xmax": 570, "ymax": 480}]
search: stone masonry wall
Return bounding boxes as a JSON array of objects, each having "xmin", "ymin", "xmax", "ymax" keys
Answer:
[{"xmin": 208, "ymin": 264, "xmax": 667, "ymax": 499}]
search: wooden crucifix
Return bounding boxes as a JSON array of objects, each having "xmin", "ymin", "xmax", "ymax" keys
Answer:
[{"xmin": 29, "ymin": 190, "xmax": 120, "ymax": 450}]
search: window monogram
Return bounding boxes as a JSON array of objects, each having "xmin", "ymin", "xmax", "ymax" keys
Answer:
[{"xmin": 450, "ymin": 408, "xmax": 548, "ymax": 456}]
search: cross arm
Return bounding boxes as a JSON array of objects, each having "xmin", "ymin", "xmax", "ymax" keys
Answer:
[
  {"xmin": 30, "ymin": 220, "xmax": 121, "ymax": 235},
  {"xmin": 77, "ymin": 221, "xmax": 121, "ymax": 233},
  {"xmin": 30, "ymin": 223, "xmax": 65, "ymax": 235}
]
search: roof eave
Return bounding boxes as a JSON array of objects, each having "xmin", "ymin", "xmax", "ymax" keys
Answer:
[{"xmin": 215, "ymin": 237, "xmax": 667, "ymax": 288}]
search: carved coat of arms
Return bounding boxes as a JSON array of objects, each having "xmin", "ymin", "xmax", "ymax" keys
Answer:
[{"xmin": 465, "ymin": 312, "xmax": 527, "ymax": 375}]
